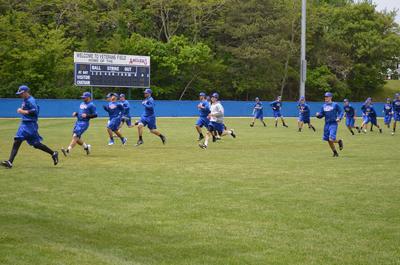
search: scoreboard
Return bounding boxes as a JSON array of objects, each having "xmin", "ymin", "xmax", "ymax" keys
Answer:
[{"xmin": 74, "ymin": 52, "xmax": 150, "ymax": 88}]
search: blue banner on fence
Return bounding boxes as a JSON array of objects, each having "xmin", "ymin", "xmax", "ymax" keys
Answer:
[{"xmin": 0, "ymin": 98, "xmax": 388, "ymax": 118}]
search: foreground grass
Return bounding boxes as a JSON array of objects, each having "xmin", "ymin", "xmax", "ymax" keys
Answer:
[{"xmin": 0, "ymin": 118, "xmax": 399, "ymax": 265}]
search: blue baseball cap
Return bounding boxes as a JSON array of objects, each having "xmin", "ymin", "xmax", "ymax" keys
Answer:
[
  {"xmin": 211, "ymin": 93, "xmax": 219, "ymax": 99},
  {"xmin": 199, "ymin": 92, "xmax": 206, "ymax": 97},
  {"xmin": 120, "ymin": 94, "xmax": 126, "ymax": 98},
  {"xmin": 144, "ymin": 88, "xmax": 152, "ymax": 94},
  {"xmin": 16, "ymin": 85, "xmax": 30, "ymax": 95},
  {"xmin": 324, "ymin": 92, "xmax": 333, "ymax": 97},
  {"xmin": 81, "ymin": 92, "xmax": 92, "ymax": 99}
]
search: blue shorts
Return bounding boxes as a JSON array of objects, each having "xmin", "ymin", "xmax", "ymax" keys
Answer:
[
  {"xmin": 196, "ymin": 117, "xmax": 209, "ymax": 128},
  {"xmin": 362, "ymin": 115, "xmax": 370, "ymax": 124},
  {"xmin": 73, "ymin": 121, "xmax": 89, "ymax": 138},
  {"xmin": 384, "ymin": 115, "xmax": 392, "ymax": 124},
  {"xmin": 254, "ymin": 112, "xmax": 263, "ymax": 119},
  {"xmin": 121, "ymin": 116, "xmax": 132, "ymax": 127},
  {"xmin": 298, "ymin": 115, "xmax": 310, "ymax": 124},
  {"xmin": 323, "ymin": 122, "xmax": 338, "ymax": 141},
  {"xmin": 369, "ymin": 116, "xmax": 378, "ymax": 126},
  {"xmin": 139, "ymin": 115, "xmax": 157, "ymax": 130},
  {"xmin": 346, "ymin": 117, "xmax": 355, "ymax": 127},
  {"xmin": 273, "ymin": 111, "xmax": 282, "ymax": 118},
  {"xmin": 208, "ymin": 121, "xmax": 225, "ymax": 135},
  {"xmin": 394, "ymin": 113, "xmax": 400, "ymax": 121},
  {"xmin": 15, "ymin": 122, "xmax": 43, "ymax": 146},
  {"xmin": 107, "ymin": 117, "xmax": 122, "ymax": 131}
]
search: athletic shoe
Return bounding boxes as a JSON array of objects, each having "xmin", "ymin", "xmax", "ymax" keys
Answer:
[
  {"xmin": 108, "ymin": 139, "xmax": 115, "ymax": 146},
  {"xmin": 283, "ymin": 124, "xmax": 288, "ymax": 128},
  {"xmin": 160, "ymin": 135, "xmax": 166, "ymax": 145},
  {"xmin": 121, "ymin": 137, "xmax": 127, "ymax": 145},
  {"xmin": 135, "ymin": 139, "xmax": 144, "ymax": 147},
  {"xmin": 338, "ymin": 139, "xmax": 344, "ymax": 151},
  {"xmin": 351, "ymin": 130, "xmax": 355, "ymax": 135},
  {"xmin": 1, "ymin": 160, "xmax": 12, "ymax": 169},
  {"xmin": 84, "ymin": 144, "xmax": 91, "ymax": 155},
  {"xmin": 250, "ymin": 123, "xmax": 254, "ymax": 127},
  {"xmin": 379, "ymin": 128, "xmax": 382, "ymax": 134},
  {"xmin": 52, "ymin": 152, "xmax": 59, "ymax": 166},
  {"xmin": 356, "ymin": 127, "xmax": 361, "ymax": 133},
  {"xmin": 333, "ymin": 152, "xmax": 339, "ymax": 157},
  {"xmin": 61, "ymin": 147, "xmax": 69, "ymax": 157},
  {"xmin": 199, "ymin": 143, "xmax": 207, "ymax": 149},
  {"xmin": 198, "ymin": 134, "xmax": 204, "ymax": 141},
  {"xmin": 230, "ymin": 129, "xmax": 236, "ymax": 138}
]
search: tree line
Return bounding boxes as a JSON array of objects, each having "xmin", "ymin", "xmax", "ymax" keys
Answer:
[{"xmin": 0, "ymin": 0, "xmax": 399, "ymax": 101}]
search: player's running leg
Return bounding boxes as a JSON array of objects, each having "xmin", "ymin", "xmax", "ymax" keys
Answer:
[
  {"xmin": 195, "ymin": 125, "xmax": 204, "ymax": 141},
  {"xmin": 1, "ymin": 139, "xmax": 23, "ymax": 168},
  {"xmin": 250, "ymin": 117, "xmax": 255, "ymax": 127},
  {"xmin": 114, "ymin": 130, "xmax": 127, "ymax": 145},
  {"xmin": 281, "ymin": 117, "xmax": 288, "ymax": 127},
  {"xmin": 298, "ymin": 120, "xmax": 303, "ymax": 132},
  {"xmin": 32, "ymin": 142, "xmax": 59, "ymax": 165},
  {"xmin": 150, "ymin": 129, "xmax": 166, "ymax": 144},
  {"xmin": 136, "ymin": 124, "xmax": 144, "ymax": 146}
]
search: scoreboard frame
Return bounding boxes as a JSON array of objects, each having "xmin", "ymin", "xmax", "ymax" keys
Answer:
[{"xmin": 73, "ymin": 52, "xmax": 151, "ymax": 88}]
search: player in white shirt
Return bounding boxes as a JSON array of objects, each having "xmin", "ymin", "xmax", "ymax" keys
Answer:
[{"xmin": 199, "ymin": 93, "xmax": 236, "ymax": 149}]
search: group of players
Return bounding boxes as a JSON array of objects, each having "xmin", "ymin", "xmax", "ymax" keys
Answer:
[
  {"xmin": 249, "ymin": 92, "xmax": 400, "ymax": 156},
  {"xmin": 1, "ymin": 85, "xmax": 400, "ymax": 168}
]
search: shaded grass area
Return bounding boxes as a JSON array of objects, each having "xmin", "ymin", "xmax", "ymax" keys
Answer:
[{"xmin": 0, "ymin": 118, "xmax": 399, "ymax": 265}]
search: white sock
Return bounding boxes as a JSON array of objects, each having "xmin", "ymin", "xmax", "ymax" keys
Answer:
[{"xmin": 204, "ymin": 138, "xmax": 209, "ymax": 146}]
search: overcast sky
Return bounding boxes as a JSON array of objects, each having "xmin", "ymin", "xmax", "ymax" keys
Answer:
[{"xmin": 373, "ymin": 0, "xmax": 400, "ymax": 23}]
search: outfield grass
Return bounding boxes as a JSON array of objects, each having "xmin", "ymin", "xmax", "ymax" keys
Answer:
[
  {"xmin": 373, "ymin": 80, "xmax": 400, "ymax": 101},
  {"xmin": 0, "ymin": 117, "xmax": 399, "ymax": 265}
]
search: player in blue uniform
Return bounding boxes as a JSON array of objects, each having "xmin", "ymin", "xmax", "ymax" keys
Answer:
[
  {"xmin": 250, "ymin": 97, "xmax": 266, "ymax": 127},
  {"xmin": 360, "ymin": 98, "xmax": 382, "ymax": 133},
  {"xmin": 103, "ymin": 93, "xmax": 127, "ymax": 145},
  {"xmin": 135, "ymin": 88, "xmax": 166, "ymax": 146},
  {"xmin": 392, "ymin": 93, "xmax": 400, "ymax": 135},
  {"xmin": 119, "ymin": 94, "xmax": 133, "ymax": 129},
  {"xmin": 1, "ymin": 85, "xmax": 59, "ymax": 168},
  {"xmin": 316, "ymin": 92, "xmax": 344, "ymax": 157},
  {"xmin": 195, "ymin": 92, "xmax": 211, "ymax": 141},
  {"xmin": 383, "ymin": 98, "xmax": 393, "ymax": 128},
  {"xmin": 343, "ymin": 99, "xmax": 360, "ymax": 135},
  {"xmin": 61, "ymin": 92, "xmax": 97, "ymax": 156},
  {"xmin": 270, "ymin": 96, "xmax": 288, "ymax": 128},
  {"xmin": 297, "ymin": 97, "xmax": 315, "ymax": 132}
]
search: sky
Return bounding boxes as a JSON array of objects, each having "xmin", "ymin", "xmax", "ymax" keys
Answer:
[{"xmin": 373, "ymin": 0, "xmax": 400, "ymax": 24}]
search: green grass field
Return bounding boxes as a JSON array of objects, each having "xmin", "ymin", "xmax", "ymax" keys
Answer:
[
  {"xmin": 0, "ymin": 117, "xmax": 399, "ymax": 265},
  {"xmin": 373, "ymin": 80, "xmax": 400, "ymax": 101}
]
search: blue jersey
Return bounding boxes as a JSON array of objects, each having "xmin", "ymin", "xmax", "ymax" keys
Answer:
[
  {"xmin": 142, "ymin": 96, "xmax": 155, "ymax": 117},
  {"xmin": 392, "ymin": 100, "xmax": 400, "ymax": 114},
  {"xmin": 270, "ymin": 101, "xmax": 282, "ymax": 111},
  {"xmin": 104, "ymin": 101, "xmax": 123, "ymax": 119},
  {"xmin": 383, "ymin": 103, "xmax": 393, "ymax": 116},
  {"xmin": 77, "ymin": 101, "xmax": 97, "ymax": 122},
  {"xmin": 254, "ymin": 102, "xmax": 263, "ymax": 115},
  {"xmin": 198, "ymin": 100, "xmax": 211, "ymax": 117},
  {"xmin": 343, "ymin": 105, "xmax": 355, "ymax": 118},
  {"xmin": 121, "ymin": 100, "xmax": 131, "ymax": 117},
  {"xmin": 298, "ymin": 103, "xmax": 310, "ymax": 118},
  {"xmin": 362, "ymin": 104, "xmax": 377, "ymax": 118},
  {"xmin": 317, "ymin": 102, "xmax": 343, "ymax": 123},
  {"xmin": 20, "ymin": 96, "xmax": 39, "ymax": 122}
]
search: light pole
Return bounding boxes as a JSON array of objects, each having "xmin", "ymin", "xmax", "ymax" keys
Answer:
[{"xmin": 300, "ymin": 0, "xmax": 307, "ymax": 98}]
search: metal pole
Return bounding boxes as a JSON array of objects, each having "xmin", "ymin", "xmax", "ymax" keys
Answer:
[{"xmin": 300, "ymin": 0, "xmax": 307, "ymax": 98}]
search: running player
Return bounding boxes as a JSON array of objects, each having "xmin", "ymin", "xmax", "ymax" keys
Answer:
[
  {"xmin": 297, "ymin": 96, "xmax": 315, "ymax": 132},
  {"xmin": 103, "ymin": 93, "xmax": 127, "ymax": 145},
  {"xmin": 61, "ymin": 92, "xmax": 97, "ymax": 156},
  {"xmin": 270, "ymin": 96, "xmax": 288, "ymax": 127},
  {"xmin": 343, "ymin": 99, "xmax": 360, "ymax": 135},
  {"xmin": 1, "ymin": 85, "xmax": 59, "ymax": 168},
  {"xmin": 135, "ymin": 89, "xmax": 166, "ymax": 146},
  {"xmin": 316, "ymin": 92, "xmax": 344, "ymax": 157},
  {"xmin": 392, "ymin": 93, "xmax": 400, "ymax": 135},
  {"xmin": 199, "ymin": 93, "xmax": 236, "ymax": 149},
  {"xmin": 250, "ymin": 97, "xmax": 266, "ymax": 127},
  {"xmin": 195, "ymin": 92, "xmax": 210, "ymax": 141},
  {"xmin": 360, "ymin": 98, "xmax": 382, "ymax": 133},
  {"xmin": 383, "ymin": 98, "xmax": 393, "ymax": 129},
  {"xmin": 119, "ymin": 94, "xmax": 133, "ymax": 129}
]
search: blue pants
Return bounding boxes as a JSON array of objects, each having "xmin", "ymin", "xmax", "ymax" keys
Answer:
[
  {"xmin": 73, "ymin": 121, "xmax": 89, "ymax": 138},
  {"xmin": 384, "ymin": 115, "xmax": 392, "ymax": 125},
  {"xmin": 208, "ymin": 121, "xmax": 225, "ymax": 135},
  {"xmin": 139, "ymin": 115, "xmax": 157, "ymax": 130},
  {"xmin": 346, "ymin": 117, "xmax": 355, "ymax": 127},
  {"xmin": 196, "ymin": 117, "xmax": 209, "ymax": 128},
  {"xmin": 107, "ymin": 117, "xmax": 122, "ymax": 132},
  {"xmin": 298, "ymin": 115, "xmax": 310, "ymax": 124},
  {"xmin": 273, "ymin": 111, "xmax": 282, "ymax": 118},
  {"xmin": 323, "ymin": 122, "xmax": 338, "ymax": 141},
  {"xmin": 15, "ymin": 122, "xmax": 43, "ymax": 146},
  {"xmin": 369, "ymin": 116, "xmax": 378, "ymax": 126}
]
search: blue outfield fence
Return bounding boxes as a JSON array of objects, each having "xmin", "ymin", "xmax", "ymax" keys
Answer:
[{"xmin": 0, "ymin": 98, "xmax": 388, "ymax": 118}]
